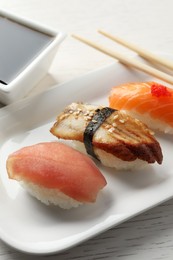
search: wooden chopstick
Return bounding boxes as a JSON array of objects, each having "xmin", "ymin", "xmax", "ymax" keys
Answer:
[
  {"xmin": 72, "ymin": 34, "xmax": 173, "ymax": 85},
  {"xmin": 98, "ymin": 29, "xmax": 173, "ymax": 71}
]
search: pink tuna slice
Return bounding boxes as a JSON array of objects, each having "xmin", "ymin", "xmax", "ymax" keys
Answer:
[{"xmin": 6, "ymin": 142, "xmax": 107, "ymax": 203}]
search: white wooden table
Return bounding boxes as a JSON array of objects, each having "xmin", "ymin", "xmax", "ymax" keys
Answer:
[{"xmin": 1, "ymin": 0, "xmax": 173, "ymax": 259}]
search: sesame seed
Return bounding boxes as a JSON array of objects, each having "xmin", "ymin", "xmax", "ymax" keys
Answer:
[
  {"xmin": 149, "ymin": 130, "xmax": 155, "ymax": 135},
  {"xmin": 119, "ymin": 119, "xmax": 125, "ymax": 123},
  {"xmin": 60, "ymin": 114, "xmax": 66, "ymax": 120},
  {"xmin": 135, "ymin": 118, "xmax": 139, "ymax": 122},
  {"xmin": 84, "ymin": 116, "xmax": 92, "ymax": 121},
  {"xmin": 89, "ymin": 112, "xmax": 94, "ymax": 117},
  {"xmin": 114, "ymin": 114, "xmax": 119, "ymax": 120},
  {"xmin": 108, "ymin": 128, "xmax": 114, "ymax": 133},
  {"xmin": 112, "ymin": 123, "xmax": 117, "ymax": 127},
  {"xmin": 84, "ymin": 112, "xmax": 89, "ymax": 116},
  {"xmin": 76, "ymin": 111, "xmax": 80, "ymax": 115}
]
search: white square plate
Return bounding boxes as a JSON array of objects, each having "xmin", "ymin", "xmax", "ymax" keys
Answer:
[{"xmin": 0, "ymin": 57, "xmax": 172, "ymax": 255}]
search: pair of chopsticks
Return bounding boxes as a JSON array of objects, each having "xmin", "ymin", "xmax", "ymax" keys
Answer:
[{"xmin": 72, "ymin": 30, "xmax": 173, "ymax": 85}]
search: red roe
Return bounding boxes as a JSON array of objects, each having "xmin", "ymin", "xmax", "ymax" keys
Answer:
[{"xmin": 151, "ymin": 83, "xmax": 172, "ymax": 97}]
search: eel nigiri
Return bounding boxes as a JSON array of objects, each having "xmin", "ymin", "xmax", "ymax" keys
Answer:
[
  {"xmin": 50, "ymin": 102, "xmax": 163, "ymax": 170},
  {"xmin": 109, "ymin": 81, "xmax": 173, "ymax": 134},
  {"xmin": 6, "ymin": 142, "xmax": 107, "ymax": 209}
]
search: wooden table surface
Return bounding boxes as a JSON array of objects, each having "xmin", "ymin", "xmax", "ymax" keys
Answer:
[{"xmin": 1, "ymin": 0, "xmax": 173, "ymax": 259}]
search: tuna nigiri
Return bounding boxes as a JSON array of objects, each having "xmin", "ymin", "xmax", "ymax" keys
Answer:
[
  {"xmin": 6, "ymin": 142, "xmax": 107, "ymax": 209},
  {"xmin": 109, "ymin": 81, "xmax": 173, "ymax": 134},
  {"xmin": 50, "ymin": 102, "xmax": 163, "ymax": 170}
]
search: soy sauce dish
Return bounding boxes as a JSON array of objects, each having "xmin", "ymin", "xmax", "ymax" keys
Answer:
[{"xmin": 0, "ymin": 9, "xmax": 66, "ymax": 105}]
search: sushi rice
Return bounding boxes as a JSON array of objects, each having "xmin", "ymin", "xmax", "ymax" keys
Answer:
[
  {"xmin": 123, "ymin": 109, "xmax": 173, "ymax": 134},
  {"xmin": 71, "ymin": 140, "xmax": 148, "ymax": 170},
  {"xmin": 21, "ymin": 181, "xmax": 82, "ymax": 209}
]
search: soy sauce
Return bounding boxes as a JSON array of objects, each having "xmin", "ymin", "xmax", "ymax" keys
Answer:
[{"xmin": 0, "ymin": 16, "xmax": 54, "ymax": 84}]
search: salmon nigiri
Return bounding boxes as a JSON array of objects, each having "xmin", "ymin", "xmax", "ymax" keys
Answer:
[
  {"xmin": 6, "ymin": 142, "xmax": 107, "ymax": 209},
  {"xmin": 109, "ymin": 82, "xmax": 173, "ymax": 134}
]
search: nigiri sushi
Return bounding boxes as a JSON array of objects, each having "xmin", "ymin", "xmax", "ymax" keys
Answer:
[
  {"xmin": 50, "ymin": 102, "xmax": 163, "ymax": 170},
  {"xmin": 6, "ymin": 142, "xmax": 107, "ymax": 209},
  {"xmin": 109, "ymin": 81, "xmax": 173, "ymax": 134}
]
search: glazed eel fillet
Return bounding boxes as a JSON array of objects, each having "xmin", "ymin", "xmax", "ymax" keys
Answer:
[{"xmin": 50, "ymin": 102, "xmax": 163, "ymax": 170}]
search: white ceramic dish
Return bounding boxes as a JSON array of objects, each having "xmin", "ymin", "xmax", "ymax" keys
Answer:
[
  {"xmin": 0, "ymin": 9, "xmax": 66, "ymax": 105},
  {"xmin": 0, "ymin": 58, "xmax": 172, "ymax": 255}
]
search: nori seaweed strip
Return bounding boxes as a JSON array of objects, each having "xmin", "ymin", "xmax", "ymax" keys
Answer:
[{"xmin": 84, "ymin": 107, "xmax": 116, "ymax": 160}]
